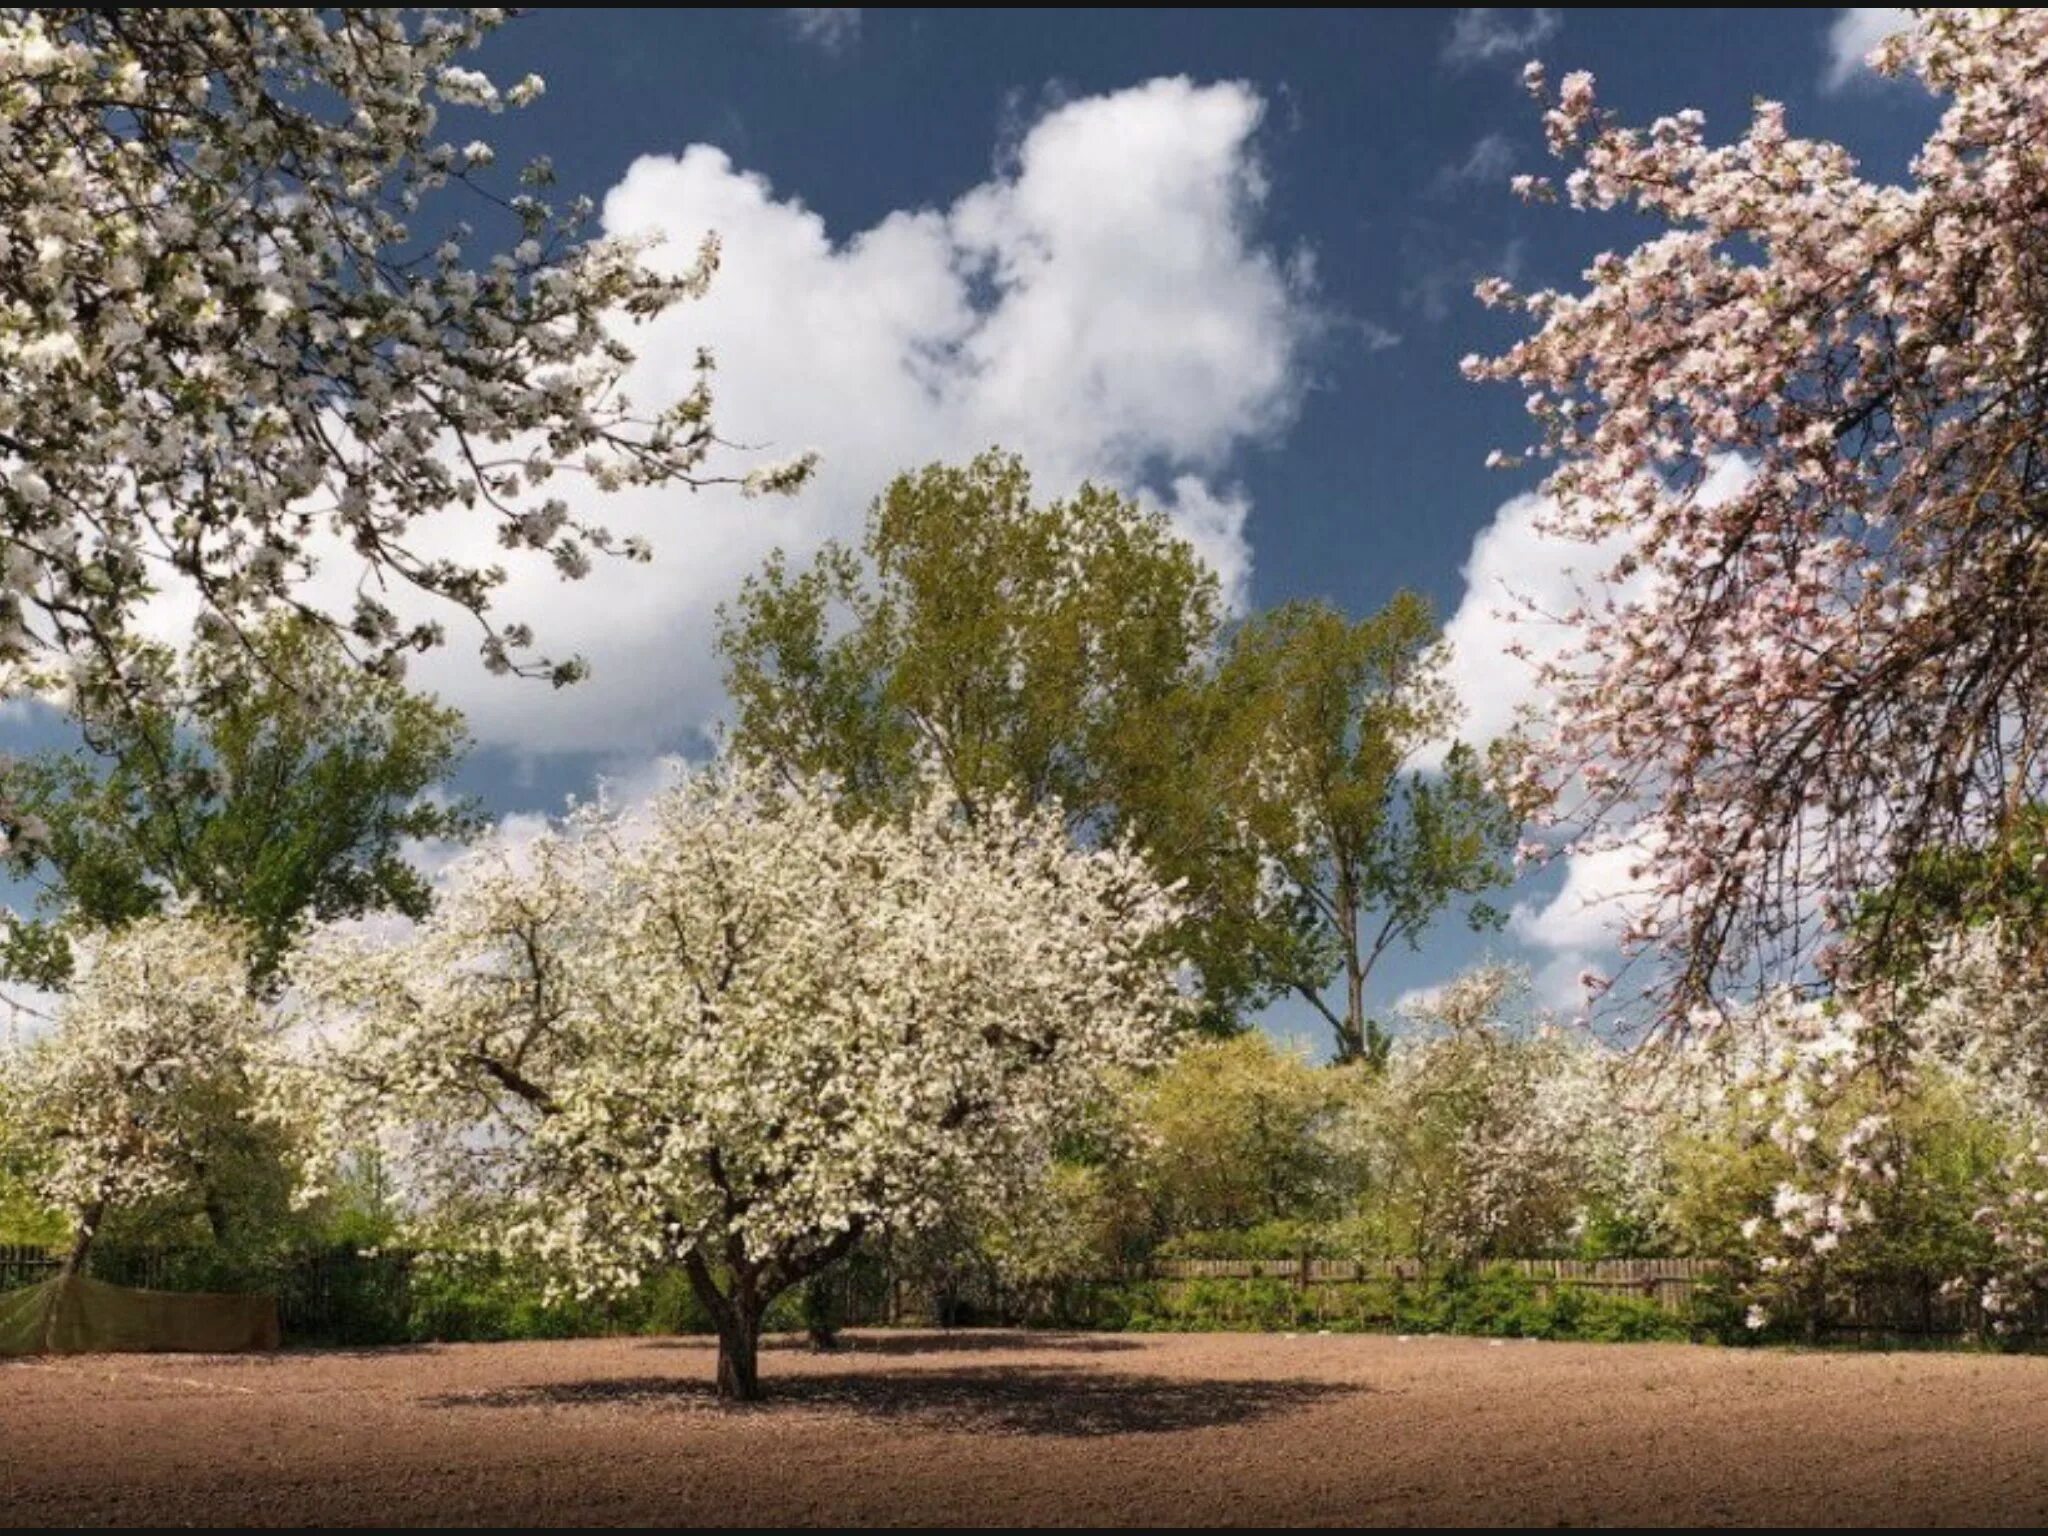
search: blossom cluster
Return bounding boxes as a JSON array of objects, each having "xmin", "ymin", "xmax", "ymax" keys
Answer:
[
  {"xmin": 0, "ymin": 913, "xmax": 263, "ymax": 1245},
  {"xmin": 1335, "ymin": 965, "xmax": 1670, "ymax": 1261},
  {"xmin": 1471, "ymin": 10, "xmax": 2048, "ymax": 1019},
  {"xmin": 284, "ymin": 767, "xmax": 1188, "ymax": 1303},
  {"xmin": 0, "ymin": 9, "xmax": 807, "ymax": 698}
]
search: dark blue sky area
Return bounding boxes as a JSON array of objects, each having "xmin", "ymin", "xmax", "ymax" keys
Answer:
[
  {"xmin": 0, "ymin": 9, "xmax": 1942, "ymax": 1040},
  {"xmin": 466, "ymin": 8, "xmax": 1931, "ymax": 634}
]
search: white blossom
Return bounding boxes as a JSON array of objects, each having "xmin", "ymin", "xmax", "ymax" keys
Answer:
[{"xmin": 285, "ymin": 766, "xmax": 1186, "ymax": 1395}]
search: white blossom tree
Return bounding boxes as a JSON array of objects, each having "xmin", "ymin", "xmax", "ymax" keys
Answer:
[
  {"xmin": 289, "ymin": 770, "xmax": 1185, "ymax": 1399},
  {"xmin": 0, "ymin": 8, "xmax": 809, "ymax": 699},
  {"xmin": 1344, "ymin": 966, "xmax": 1665, "ymax": 1260},
  {"xmin": 1469, "ymin": 10, "xmax": 2048, "ymax": 1020},
  {"xmin": 0, "ymin": 913, "xmax": 263, "ymax": 1276}
]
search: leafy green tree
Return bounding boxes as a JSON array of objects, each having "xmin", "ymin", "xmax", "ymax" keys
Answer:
[
  {"xmin": 718, "ymin": 450, "xmax": 1272, "ymax": 1026},
  {"xmin": 1129, "ymin": 1033, "xmax": 1353, "ymax": 1239},
  {"xmin": 0, "ymin": 616, "xmax": 483, "ymax": 991},
  {"xmin": 1209, "ymin": 596, "xmax": 1518, "ymax": 1063}
]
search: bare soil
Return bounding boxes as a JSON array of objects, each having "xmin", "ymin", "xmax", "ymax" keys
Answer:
[{"xmin": 4, "ymin": 1329, "xmax": 2047, "ymax": 1526}]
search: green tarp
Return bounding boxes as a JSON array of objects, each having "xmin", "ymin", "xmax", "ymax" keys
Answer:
[{"xmin": 0, "ymin": 1274, "xmax": 279, "ymax": 1356}]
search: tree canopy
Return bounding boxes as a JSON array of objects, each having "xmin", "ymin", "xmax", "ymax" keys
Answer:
[
  {"xmin": 719, "ymin": 450, "xmax": 1274, "ymax": 1025},
  {"xmin": 288, "ymin": 768, "xmax": 1185, "ymax": 1398},
  {"xmin": 0, "ymin": 8, "xmax": 807, "ymax": 700},
  {"xmin": 1208, "ymin": 596, "xmax": 1519, "ymax": 1062},
  {"xmin": 0, "ymin": 617, "xmax": 481, "ymax": 989},
  {"xmin": 1473, "ymin": 10, "xmax": 2048, "ymax": 1020}
]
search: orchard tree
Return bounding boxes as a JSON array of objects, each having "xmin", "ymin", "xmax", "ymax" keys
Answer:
[
  {"xmin": 0, "ymin": 616, "xmax": 482, "ymax": 990},
  {"xmin": 0, "ymin": 8, "xmax": 808, "ymax": 701},
  {"xmin": 290, "ymin": 769, "xmax": 1184, "ymax": 1400},
  {"xmin": 1209, "ymin": 596, "xmax": 1517, "ymax": 1063},
  {"xmin": 0, "ymin": 914, "xmax": 263, "ymax": 1276},
  {"xmin": 1347, "ymin": 965, "xmax": 1663, "ymax": 1262},
  {"xmin": 1129, "ymin": 1033, "xmax": 1352, "ymax": 1237},
  {"xmin": 1470, "ymin": 9, "xmax": 2048, "ymax": 1021},
  {"xmin": 719, "ymin": 449, "xmax": 1272, "ymax": 1026}
]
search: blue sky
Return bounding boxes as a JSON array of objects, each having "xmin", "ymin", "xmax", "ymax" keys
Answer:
[{"xmin": 4, "ymin": 8, "xmax": 1946, "ymax": 1047}]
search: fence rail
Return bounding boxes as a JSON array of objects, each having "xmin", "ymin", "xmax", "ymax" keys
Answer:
[
  {"xmin": 1142, "ymin": 1256, "xmax": 1717, "ymax": 1315},
  {"xmin": 0, "ymin": 1242, "xmax": 59, "ymax": 1292},
  {"xmin": 0, "ymin": 1244, "xmax": 2024, "ymax": 1343}
]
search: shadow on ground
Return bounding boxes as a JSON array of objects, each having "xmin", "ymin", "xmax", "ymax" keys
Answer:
[
  {"xmin": 428, "ymin": 1362, "xmax": 1359, "ymax": 1437},
  {"xmin": 760, "ymin": 1329, "xmax": 1145, "ymax": 1357}
]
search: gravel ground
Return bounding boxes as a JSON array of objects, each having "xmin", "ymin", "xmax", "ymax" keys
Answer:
[{"xmin": 4, "ymin": 1329, "xmax": 2047, "ymax": 1526}]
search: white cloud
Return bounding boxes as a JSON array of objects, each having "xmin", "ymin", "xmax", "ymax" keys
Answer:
[
  {"xmin": 401, "ymin": 78, "xmax": 1321, "ymax": 757},
  {"xmin": 1427, "ymin": 487, "xmax": 1622, "ymax": 765},
  {"xmin": 783, "ymin": 9, "xmax": 861, "ymax": 55},
  {"xmin": 1821, "ymin": 9, "xmax": 1911, "ymax": 91},
  {"xmin": 1428, "ymin": 132, "xmax": 1519, "ymax": 199},
  {"xmin": 1509, "ymin": 831, "xmax": 1659, "ymax": 955},
  {"xmin": 1442, "ymin": 9, "xmax": 1561, "ymax": 70},
  {"xmin": 1432, "ymin": 460, "xmax": 1755, "ymax": 1013},
  {"xmin": 1433, "ymin": 455, "xmax": 1750, "ymax": 763}
]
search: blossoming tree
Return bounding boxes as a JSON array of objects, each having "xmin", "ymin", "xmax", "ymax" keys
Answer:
[
  {"xmin": 290, "ymin": 770, "xmax": 1185, "ymax": 1399},
  {"xmin": 0, "ymin": 914, "xmax": 262, "ymax": 1276},
  {"xmin": 0, "ymin": 8, "xmax": 807, "ymax": 697},
  {"xmin": 1469, "ymin": 9, "xmax": 2048, "ymax": 1019}
]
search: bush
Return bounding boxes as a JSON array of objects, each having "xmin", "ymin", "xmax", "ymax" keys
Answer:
[{"xmin": 1058, "ymin": 1265, "xmax": 1692, "ymax": 1342}]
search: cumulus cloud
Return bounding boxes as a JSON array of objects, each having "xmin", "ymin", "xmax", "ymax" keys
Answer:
[
  {"xmin": 397, "ymin": 78, "xmax": 1323, "ymax": 757},
  {"xmin": 1434, "ymin": 455, "xmax": 1751, "ymax": 763},
  {"xmin": 1433, "ymin": 459, "xmax": 1753, "ymax": 1007},
  {"xmin": 783, "ymin": 8, "xmax": 861, "ymax": 55},
  {"xmin": 1821, "ymin": 8, "xmax": 1911, "ymax": 91},
  {"xmin": 1509, "ymin": 832, "xmax": 1659, "ymax": 955},
  {"xmin": 1442, "ymin": 9, "xmax": 1561, "ymax": 70},
  {"xmin": 1427, "ymin": 487, "xmax": 1622, "ymax": 764}
]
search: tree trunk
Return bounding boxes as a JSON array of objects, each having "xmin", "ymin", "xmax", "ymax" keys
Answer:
[
  {"xmin": 684, "ymin": 1250, "xmax": 769, "ymax": 1403},
  {"xmin": 714, "ymin": 1304, "xmax": 763, "ymax": 1401},
  {"xmin": 60, "ymin": 1197, "xmax": 107, "ymax": 1280}
]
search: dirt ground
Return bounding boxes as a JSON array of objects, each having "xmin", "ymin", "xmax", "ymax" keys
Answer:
[{"xmin": 5, "ymin": 1330, "xmax": 2048, "ymax": 1527}]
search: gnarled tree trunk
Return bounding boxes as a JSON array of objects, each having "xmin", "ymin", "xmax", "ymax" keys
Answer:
[{"xmin": 684, "ymin": 1250, "xmax": 768, "ymax": 1403}]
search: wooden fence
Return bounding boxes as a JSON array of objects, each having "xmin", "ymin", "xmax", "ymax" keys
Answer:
[
  {"xmin": 0, "ymin": 1242, "xmax": 59, "ymax": 1292},
  {"xmin": 1146, "ymin": 1256, "xmax": 1716, "ymax": 1315},
  {"xmin": 0, "ymin": 1244, "xmax": 2020, "ymax": 1342}
]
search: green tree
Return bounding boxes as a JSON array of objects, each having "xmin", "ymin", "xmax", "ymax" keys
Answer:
[
  {"xmin": 1210, "ymin": 596, "xmax": 1517, "ymax": 1063},
  {"xmin": 717, "ymin": 450, "xmax": 1273, "ymax": 1027},
  {"xmin": 0, "ymin": 616, "xmax": 483, "ymax": 992},
  {"xmin": 1131, "ymin": 1033, "xmax": 1352, "ymax": 1239}
]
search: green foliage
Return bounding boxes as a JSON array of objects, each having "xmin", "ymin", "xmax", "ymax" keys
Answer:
[
  {"xmin": 1124, "ymin": 1036, "xmax": 1359, "ymax": 1241},
  {"xmin": 1664, "ymin": 1063, "xmax": 2011, "ymax": 1338},
  {"xmin": 1075, "ymin": 1265, "xmax": 1691, "ymax": 1342},
  {"xmin": 720, "ymin": 450, "xmax": 1220, "ymax": 825},
  {"xmin": 1157, "ymin": 1221, "xmax": 1340, "ymax": 1261},
  {"xmin": 1207, "ymin": 597, "xmax": 1519, "ymax": 1062},
  {"xmin": 718, "ymin": 450, "xmax": 1277, "ymax": 1029},
  {"xmin": 0, "ymin": 615, "xmax": 482, "ymax": 990},
  {"xmin": 0, "ymin": 1169, "xmax": 65, "ymax": 1246}
]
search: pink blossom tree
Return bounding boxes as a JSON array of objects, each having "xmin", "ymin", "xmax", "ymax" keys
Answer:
[{"xmin": 1470, "ymin": 10, "xmax": 2048, "ymax": 1021}]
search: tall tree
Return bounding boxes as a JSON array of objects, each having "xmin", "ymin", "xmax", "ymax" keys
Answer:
[
  {"xmin": 1210, "ymin": 596, "xmax": 1517, "ymax": 1063},
  {"xmin": 291, "ymin": 768, "xmax": 1183, "ymax": 1400},
  {"xmin": 0, "ymin": 9, "xmax": 807, "ymax": 702},
  {"xmin": 0, "ymin": 616, "xmax": 482, "ymax": 990},
  {"xmin": 718, "ymin": 450, "xmax": 1270, "ymax": 1026},
  {"xmin": 1472, "ymin": 11, "xmax": 2048, "ymax": 1020}
]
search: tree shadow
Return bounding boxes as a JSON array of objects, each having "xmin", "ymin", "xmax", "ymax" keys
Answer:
[
  {"xmin": 804, "ymin": 1330, "xmax": 1144, "ymax": 1357},
  {"xmin": 429, "ymin": 1362, "xmax": 1358, "ymax": 1437},
  {"xmin": 635, "ymin": 1329, "xmax": 1142, "ymax": 1358}
]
